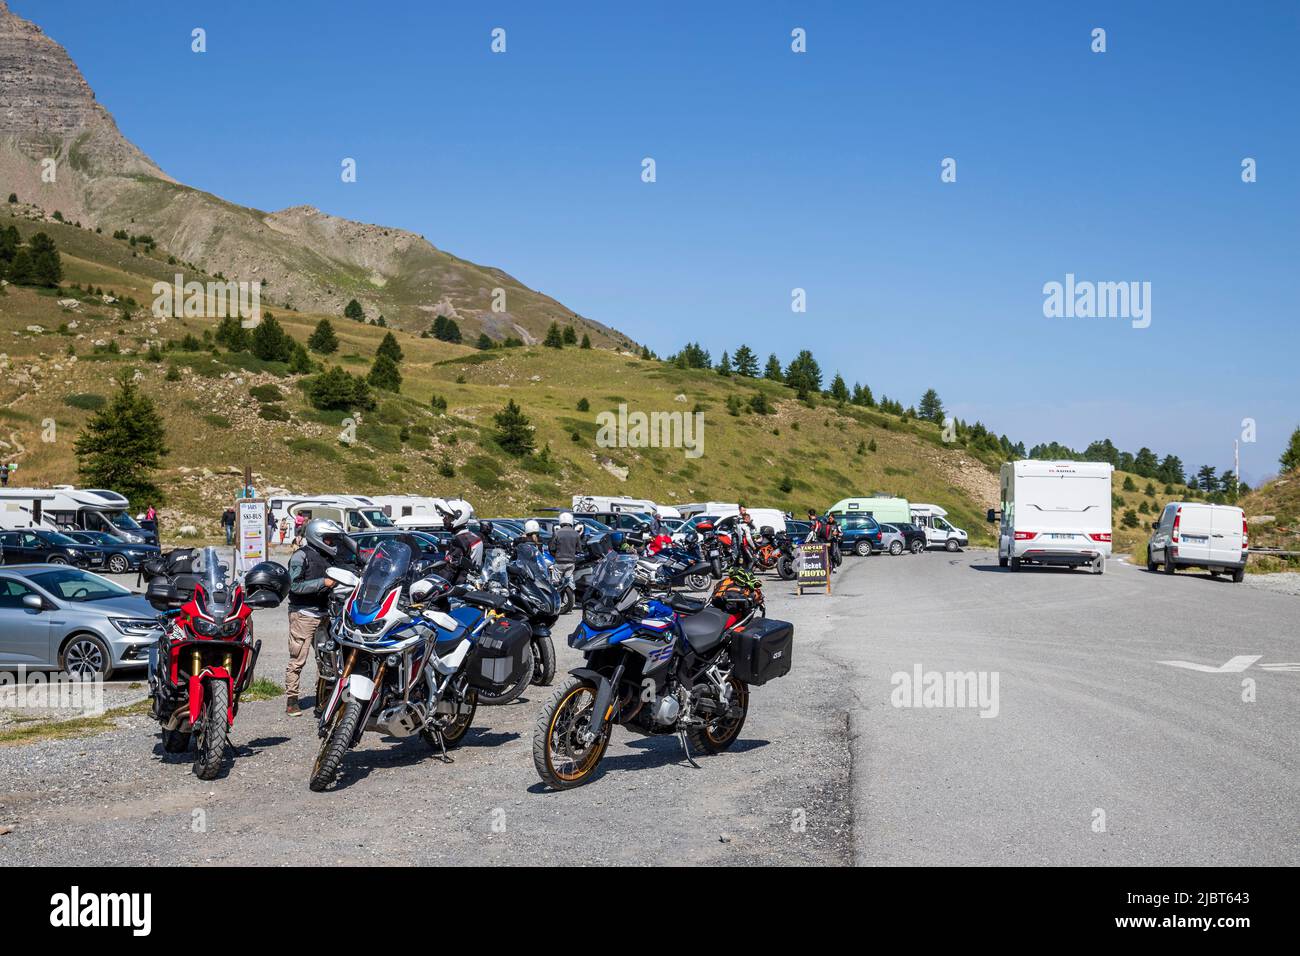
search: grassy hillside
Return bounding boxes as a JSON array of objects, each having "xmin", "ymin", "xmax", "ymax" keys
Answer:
[{"xmin": 0, "ymin": 213, "xmax": 1010, "ymax": 543}]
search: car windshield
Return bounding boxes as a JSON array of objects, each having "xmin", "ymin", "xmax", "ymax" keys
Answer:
[
  {"xmin": 588, "ymin": 553, "xmax": 638, "ymax": 603},
  {"xmin": 43, "ymin": 531, "xmax": 81, "ymax": 546},
  {"xmin": 25, "ymin": 568, "xmax": 131, "ymax": 602},
  {"xmin": 355, "ymin": 539, "xmax": 412, "ymax": 614},
  {"xmin": 105, "ymin": 510, "xmax": 142, "ymax": 531}
]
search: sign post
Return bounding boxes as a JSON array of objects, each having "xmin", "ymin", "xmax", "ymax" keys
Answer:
[
  {"xmin": 235, "ymin": 498, "xmax": 267, "ymax": 577},
  {"xmin": 796, "ymin": 542, "xmax": 832, "ymax": 595}
]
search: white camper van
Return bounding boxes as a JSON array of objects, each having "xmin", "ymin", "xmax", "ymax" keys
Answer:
[
  {"xmin": 1146, "ymin": 502, "xmax": 1248, "ymax": 582},
  {"xmin": 988, "ymin": 461, "xmax": 1112, "ymax": 573},
  {"xmin": 571, "ymin": 495, "xmax": 678, "ymax": 518},
  {"xmin": 288, "ymin": 495, "xmax": 395, "ymax": 533},
  {"xmin": 368, "ymin": 495, "xmax": 445, "ymax": 522},
  {"xmin": 910, "ymin": 504, "xmax": 969, "ymax": 552},
  {"xmin": 0, "ymin": 486, "xmax": 156, "ymax": 544}
]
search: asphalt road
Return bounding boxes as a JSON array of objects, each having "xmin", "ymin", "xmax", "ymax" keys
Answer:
[{"xmin": 0, "ymin": 552, "xmax": 1295, "ymax": 866}]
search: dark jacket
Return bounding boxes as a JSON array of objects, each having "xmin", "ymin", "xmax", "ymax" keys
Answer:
[
  {"xmin": 287, "ymin": 545, "xmax": 332, "ymax": 611},
  {"xmin": 550, "ymin": 526, "xmax": 581, "ymax": 564}
]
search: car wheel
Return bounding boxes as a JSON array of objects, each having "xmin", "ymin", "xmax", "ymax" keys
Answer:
[
  {"xmin": 1146, "ymin": 547, "xmax": 1157, "ymax": 572},
  {"xmin": 1009, "ymin": 557, "xmax": 1021, "ymax": 571},
  {"xmin": 909, "ymin": 540, "xmax": 924, "ymax": 554},
  {"xmin": 47, "ymin": 555, "xmax": 69, "ymax": 566},
  {"xmin": 1232, "ymin": 566, "xmax": 1245, "ymax": 583},
  {"xmin": 108, "ymin": 553, "xmax": 130, "ymax": 574},
  {"xmin": 889, "ymin": 541, "xmax": 903, "ymax": 555},
  {"xmin": 61, "ymin": 633, "xmax": 113, "ymax": 679},
  {"xmin": 945, "ymin": 539, "xmax": 960, "ymax": 552},
  {"xmin": 854, "ymin": 540, "xmax": 871, "ymax": 557},
  {"xmin": 1163, "ymin": 550, "xmax": 1176, "ymax": 575}
]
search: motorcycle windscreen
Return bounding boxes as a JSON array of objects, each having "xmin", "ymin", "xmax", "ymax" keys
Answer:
[
  {"xmin": 192, "ymin": 545, "xmax": 235, "ymax": 626},
  {"xmin": 586, "ymin": 552, "xmax": 637, "ymax": 604},
  {"xmin": 354, "ymin": 539, "xmax": 413, "ymax": 616},
  {"xmin": 510, "ymin": 543, "xmax": 560, "ymax": 613}
]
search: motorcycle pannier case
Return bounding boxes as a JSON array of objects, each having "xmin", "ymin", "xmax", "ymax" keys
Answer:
[
  {"xmin": 466, "ymin": 617, "xmax": 531, "ymax": 691},
  {"xmin": 729, "ymin": 617, "xmax": 793, "ymax": 686}
]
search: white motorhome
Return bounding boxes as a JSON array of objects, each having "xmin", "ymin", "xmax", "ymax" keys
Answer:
[
  {"xmin": 1146, "ymin": 502, "xmax": 1248, "ymax": 582},
  {"xmin": 989, "ymin": 461, "xmax": 1112, "ymax": 573},
  {"xmin": 0, "ymin": 486, "xmax": 156, "ymax": 544},
  {"xmin": 910, "ymin": 503, "xmax": 969, "ymax": 552},
  {"xmin": 368, "ymin": 495, "xmax": 445, "ymax": 522},
  {"xmin": 572, "ymin": 495, "xmax": 679, "ymax": 518},
  {"xmin": 287, "ymin": 495, "xmax": 396, "ymax": 533},
  {"xmin": 675, "ymin": 501, "xmax": 738, "ymax": 519}
]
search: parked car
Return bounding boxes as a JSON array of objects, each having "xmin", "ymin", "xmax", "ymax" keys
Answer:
[
  {"xmin": 0, "ymin": 565, "xmax": 160, "ymax": 677},
  {"xmin": 0, "ymin": 529, "xmax": 106, "ymax": 570},
  {"xmin": 62, "ymin": 531, "xmax": 160, "ymax": 574},
  {"xmin": 838, "ymin": 513, "xmax": 884, "ymax": 556},
  {"xmin": 1147, "ymin": 502, "xmax": 1248, "ymax": 582},
  {"xmin": 878, "ymin": 524, "xmax": 907, "ymax": 555},
  {"xmin": 888, "ymin": 522, "xmax": 928, "ymax": 554},
  {"xmin": 349, "ymin": 529, "xmax": 446, "ymax": 565}
]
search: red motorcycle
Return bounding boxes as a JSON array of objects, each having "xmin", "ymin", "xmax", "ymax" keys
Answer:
[{"xmin": 146, "ymin": 546, "xmax": 288, "ymax": 779}]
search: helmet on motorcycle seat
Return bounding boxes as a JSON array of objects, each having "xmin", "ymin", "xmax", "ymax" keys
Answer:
[
  {"xmin": 244, "ymin": 560, "xmax": 290, "ymax": 608},
  {"xmin": 559, "ymin": 512, "xmax": 574, "ymax": 527},
  {"xmin": 438, "ymin": 498, "xmax": 472, "ymax": 531},
  {"xmin": 609, "ymin": 531, "xmax": 625, "ymax": 549},
  {"xmin": 304, "ymin": 518, "xmax": 344, "ymax": 556},
  {"xmin": 523, "ymin": 519, "xmax": 541, "ymax": 535}
]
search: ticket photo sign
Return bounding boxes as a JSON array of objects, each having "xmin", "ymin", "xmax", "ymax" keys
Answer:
[{"xmin": 797, "ymin": 542, "xmax": 831, "ymax": 594}]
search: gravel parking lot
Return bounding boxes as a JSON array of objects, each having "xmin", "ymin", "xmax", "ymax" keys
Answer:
[{"xmin": 1, "ymin": 553, "xmax": 1295, "ymax": 866}]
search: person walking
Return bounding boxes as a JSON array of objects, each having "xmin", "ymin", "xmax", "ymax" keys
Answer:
[
  {"xmin": 293, "ymin": 511, "xmax": 307, "ymax": 547},
  {"xmin": 284, "ymin": 518, "xmax": 343, "ymax": 716},
  {"xmin": 279, "ymin": 516, "xmax": 290, "ymax": 546},
  {"xmin": 0, "ymin": 463, "xmax": 9, "ymax": 488},
  {"xmin": 221, "ymin": 507, "xmax": 236, "ymax": 545}
]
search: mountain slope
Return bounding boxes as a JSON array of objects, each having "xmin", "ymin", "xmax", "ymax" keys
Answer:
[{"xmin": 0, "ymin": 0, "xmax": 627, "ymax": 346}]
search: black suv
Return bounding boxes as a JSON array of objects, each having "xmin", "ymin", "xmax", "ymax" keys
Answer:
[{"xmin": 0, "ymin": 529, "xmax": 107, "ymax": 569}]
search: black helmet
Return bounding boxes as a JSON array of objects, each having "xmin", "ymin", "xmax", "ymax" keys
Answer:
[
  {"xmin": 479, "ymin": 519, "xmax": 495, "ymax": 541},
  {"xmin": 243, "ymin": 561, "xmax": 290, "ymax": 609}
]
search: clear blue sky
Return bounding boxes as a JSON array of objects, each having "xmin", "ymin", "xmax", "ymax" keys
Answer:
[{"xmin": 20, "ymin": 1, "xmax": 1298, "ymax": 483}]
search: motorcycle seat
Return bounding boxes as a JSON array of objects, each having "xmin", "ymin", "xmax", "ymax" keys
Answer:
[
  {"xmin": 679, "ymin": 607, "xmax": 732, "ymax": 653},
  {"xmin": 666, "ymin": 594, "xmax": 707, "ymax": 614},
  {"xmin": 460, "ymin": 589, "xmax": 510, "ymax": 611}
]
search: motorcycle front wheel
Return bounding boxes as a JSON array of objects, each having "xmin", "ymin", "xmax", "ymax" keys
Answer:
[
  {"xmin": 310, "ymin": 696, "xmax": 363, "ymax": 792},
  {"xmin": 776, "ymin": 556, "xmax": 796, "ymax": 580},
  {"xmin": 476, "ymin": 643, "xmax": 535, "ymax": 706},
  {"xmin": 533, "ymin": 676, "xmax": 611, "ymax": 790},
  {"xmin": 532, "ymin": 634, "xmax": 556, "ymax": 687},
  {"xmin": 685, "ymin": 572, "xmax": 711, "ymax": 591},
  {"xmin": 192, "ymin": 681, "xmax": 229, "ymax": 781}
]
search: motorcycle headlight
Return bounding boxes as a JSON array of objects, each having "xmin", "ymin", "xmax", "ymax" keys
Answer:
[
  {"xmin": 192, "ymin": 618, "xmax": 217, "ymax": 637},
  {"xmin": 582, "ymin": 606, "xmax": 620, "ymax": 630},
  {"xmin": 219, "ymin": 620, "xmax": 242, "ymax": 637}
]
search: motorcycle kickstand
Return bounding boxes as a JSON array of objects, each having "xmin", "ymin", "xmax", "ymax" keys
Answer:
[
  {"xmin": 432, "ymin": 728, "xmax": 454, "ymax": 764},
  {"xmin": 677, "ymin": 725, "xmax": 701, "ymax": 769}
]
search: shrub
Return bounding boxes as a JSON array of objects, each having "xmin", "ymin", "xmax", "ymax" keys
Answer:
[{"xmin": 65, "ymin": 393, "xmax": 106, "ymax": 411}]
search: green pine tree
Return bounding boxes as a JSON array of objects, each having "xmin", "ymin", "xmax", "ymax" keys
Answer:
[
  {"xmin": 733, "ymin": 344, "xmax": 759, "ymax": 377},
  {"xmin": 307, "ymin": 319, "xmax": 339, "ymax": 355},
  {"xmin": 73, "ymin": 371, "xmax": 169, "ymax": 507},
  {"xmin": 376, "ymin": 331, "xmax": 404, "ymax": 364},
  {"xmin": 367, "ymin": 353, "xmax": 403, "ymax": 391},
  {"xmin": 494, "ymin": 399, "xmax": 535, "ymax": 456},
  {"xmin": 543, "ymin": 322, "xmax": 564, "ymax": 348},
  {"xmin": 344, "ymin": 299, "xmax": 366, "ymax": 322}
]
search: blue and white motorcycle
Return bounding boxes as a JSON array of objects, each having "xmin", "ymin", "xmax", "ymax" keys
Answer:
[
  {"xmin": 309, "ymin": 538, "xmax": 531, "ymax": 792},
  {"xmin": 532, "ymin": 552, "xmax": 794, "ymax": 790}
]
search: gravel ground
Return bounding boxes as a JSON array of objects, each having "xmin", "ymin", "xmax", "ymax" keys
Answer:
[
  {"xmin": 1242, "ymin": 571, "xmax": 1300, "ymax": 597},
  {"xmin": 0, "ymin": 564, "xmax": 856, "ymax": 866}
]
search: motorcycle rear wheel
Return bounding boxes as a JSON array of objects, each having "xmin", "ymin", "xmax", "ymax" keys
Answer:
[
  {"xmin": 685, "ymin": 573, "xmax": 711, "ymax": 592},
  {"xmin": 310, "ymin": 697, "xmax": 363, "ymax": 792},
  {"xmin": 423, "ymin": 688, "xmax": 477, "ymax": 750},
  {"xmin": 533, "ymin": 676, "xmax": 611, "ymax": 790},
  {"xmin": 686, "ymin": 675, "xmax": 749, "ymax": 755},
  {"xmin": 476, "ymin": 643, "xmax": 535, "ymax": 706},
  {"xmin": 192, "ymin": 681, "xmax": 229, "ymax": 781},
  {"xmin": 776, "ymin": 557, "xmax": 796, "ymax": 580}
]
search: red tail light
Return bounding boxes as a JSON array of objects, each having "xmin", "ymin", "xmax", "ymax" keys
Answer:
[
  {"xmin": 1243, "ymin": 515, "xmax": 1249, "ymax": 550},
  {"xmin": 1088, "ymin": 533, "xmax": 1112, "ymax": 542},
  {"xmin": 1014, "ymin": 531, "xmax": 1038, "ymax": 541},
  {"xmin": 1172, "ymin": 507, "xmax": 1181, "ymax": 543}
]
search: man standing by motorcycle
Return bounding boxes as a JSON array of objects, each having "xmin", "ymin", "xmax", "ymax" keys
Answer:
[
  {"xmin": 285, "ymin": 518, "xmax": 343, "ymax": 716},
  {"xmin": 734, "ymin": 505, "xmax": 758, "ymax": 570},
  {"xmin": 549, "ymin": 512, "xmax": 581, "ymax": 595}
]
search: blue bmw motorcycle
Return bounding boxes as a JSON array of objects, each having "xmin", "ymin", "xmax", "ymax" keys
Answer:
[{"xmin": 532, "ymin": 552, "xmax": 794, "ymax": 789}]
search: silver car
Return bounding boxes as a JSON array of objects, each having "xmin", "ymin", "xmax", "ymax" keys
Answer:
[
  {"xmin": 0, "ymin": 565, "xmax": 160, "ymax": 678},
  {"xmin": 878, "ymin": 524, "xmax": 906, "ymax": 556}
]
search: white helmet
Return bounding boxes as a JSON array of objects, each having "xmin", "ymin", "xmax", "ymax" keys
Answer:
[
  {"xmin": 559, "ymin": 512, "xmax": 574, "ymax": 527},
  {"xmin": 523, "ymin": 519, "xmax": 541, "ymax": 535},
  {"xmin": 436, "ymin": 497, "xmax": 472, "ymax": 531}
]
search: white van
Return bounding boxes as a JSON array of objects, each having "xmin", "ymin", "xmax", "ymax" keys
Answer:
[
  {"xmin": 369, "ymin": 495, "xmax": 444, "ymax": 521},
  {"xmin": 910, "ymin": 504, "xmax": 969, "ymax": 552},
  {"xmin": 1146, "ymin": 502, "xmax": 1248, "ymax": 582},
  {"xmin": 988, "ymin": 461, "xmax": 1112, "ymax": 573},
  {"xmin": 0, "ymin": 486, "xmax": 155, "ymax": 544}
]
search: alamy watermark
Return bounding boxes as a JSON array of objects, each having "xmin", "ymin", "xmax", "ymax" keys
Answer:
[
  {"xmin": 1043, "ymin": 273, "xmax": 1150, "ymax": 329},
  {"xmin": 595, "ymin": 403, "xmax": 704, "ymax": 459},
  {"xmin": 890, "ymin": 664, "xmax": 999, "ymax": 718},
  {"xmin": 0, "ymin": 668, "xmax": 105, "ymax": 717},
  {"xmin": 151, "ymin": 274, "xmax": 262, "ymax": 327}
]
